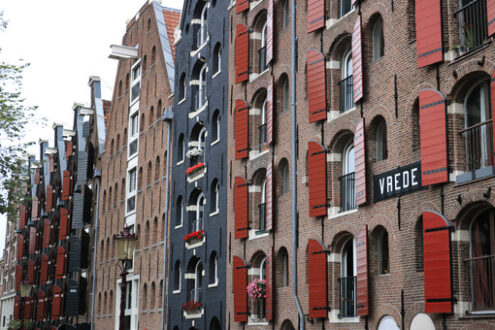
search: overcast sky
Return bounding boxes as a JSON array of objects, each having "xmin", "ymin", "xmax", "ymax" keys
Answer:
[{"xmin": 0, "ymin": 0, "xmax": 183, "ymax": 257}]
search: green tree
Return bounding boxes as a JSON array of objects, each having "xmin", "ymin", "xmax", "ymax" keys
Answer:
[{"xmin": 0, "ymin": 11, "xmax": 38, "ymax": 220}]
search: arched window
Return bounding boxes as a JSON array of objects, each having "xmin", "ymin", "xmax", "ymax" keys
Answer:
[
  {"xmin": 153, "ymin": 217, "xmax": 158, "ymax": 242},
  {"xmin": 155, "ymin": 156, "xmax": 160, "ymax": 181},
  {"xmin": 341, "ymin": 141, "xmax": 356, "ymax": 212},
  {"xmin": 143, "ymin": 55, "xmax": 147, "ymax": 73},
  {"xmin": 177, "ymin": 134, "xmax": 185, "ymax": 163},
  {"xmin": 260, "ymin": 179, "xmax": 267, "ymax": 231},
  {"xmin": 280, "ymin": 159, "xmax": 289, "ymax": 194},
  {"xmin": 340, "ymin": 50, "xmax": 354, "ymax": 112},
  {"xmin": 339, "ymin": 0, "xmax": 352, "ymax": 18},
  {"xmin": 198, "ymin": 64, "xmax": 207, "ymax": 108},
  {"xmin": 373, "ymin": 16, "xmax": 384, "ymax": 60},
  {"xmin": 210, "ymin": 180, "xmax": 220, "ymax": 214},
  {"xmin": 282, "ymin": 75, "xmax": 289, "ymax": 112},
  {"xmin": 147, "ymin": 161, "xmax": 152, "ymax": 186},
  {"xmin": 259, "ymin": 22, "xmax": 268, "ymax": 72},
  {"xmin": 470, "ymin": 208, "xmax": 495, "ymax": 310},
  {"xmin": 277, "ymin": 248, "xmax": 289, "ymax": 287},
  {"xmin": 211, "ymin": 111, "xmax": 220, "ymax": 142},
  {"xmin": 151, "ymin": 282, "xmax": 156, "ymax": 307},
  {"xmin": 103, "ymin": 292, "xmax": 107, "ymax": 314},
  {"xmin": 157, "ymin": 99, "xmax": 162, "ymax": 120},
  {"xmin": 193, "ymin": 193, "xmax": 206, "ymax": 232},
  {"xmin": 138, "ymin": 167, "xmax": 143, "ymax": 190},
  {"xmin": 121, "ymin": 178, "xmax": 125, "ymax": 201},
  {"xmin": 179, "ymin": 73, "xmax": 186, "ymax": 101},
  {"xmin": 340, "ymin": 238, "xmax": 356, "ymax": 317},
  {"xmin": 213, "ymin": 44, "xmax": 222, "ymax": 74},
  {"xmin": 377, "ymin": 227, "xmax": 389, "ymax": 274},
  {"xmin": 463, "ymin": 79, "xmax": 492, "ymax": 171},
  {"xmin": 125, "ymin": 73, "xmax": 130, "ymax": 91},
  {"xmin": 199, "ymin": 5, "xmax": 208, "ymax": 46},
  {"xmin": 282, "ymin": 0, "xmax": 289, "ymax": 29},
  {"xmin": 142, "ymin": 284, "xmax": 148, "ymax": 309},
  {"xmin": 151, "ymin": 45, "xmax": 156, "ymax": 64},
  {"xmin": 375, "ymin": 117, "xmax": 387, "ymax": 161},
  {"xmin": 149, "ymin": 106, "xmax": 154, "ymax": 126},
  {"xmin": 260, "ymin": 99, "xmax": 267, "ymax": 145},
  {"xmin": 209, "ymin": 252, "xmax": 218, "ymax": 284},
  {"xmin": 140, "ymin": 113, "xmax": 145, "ymax": 132},
  {"xmin": 193, "ymin": 261, "xmax": 203, "ymax": 301},
  {"xmin": 378, "ymin": 316, "xmax": 399, "ymax": 330},
  {"xmin": 175, "ymin": 196, "xmax": 183, "ymax": 227}
]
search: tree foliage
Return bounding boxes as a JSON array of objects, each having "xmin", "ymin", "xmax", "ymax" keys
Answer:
[{"xmin": 0, "ymin": 12, "xmax": 38, "ymax": 220}]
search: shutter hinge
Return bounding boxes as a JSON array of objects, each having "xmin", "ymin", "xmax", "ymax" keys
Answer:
[
  {"xmin": 236, "ymin": 312, "xmax": 249, "ymax": 315},
  {"xmin": 237, "ymin": 148, "xmax": 250, "ymax": 153},
  {"xmin": 312, "ymin": 250, "xmax": 330, "ymax": 255},
  {"xmin": 312, "ymin": 204, "xmax": 329, "ymax": 209},
  {"xmin": 311, "ymin": 150, "xmax": 327, "ymax": 156},
  {"xmin": 236, "ymin": 264, "xmax": 251, "ymax": 269},
  {"xmin": 237, "ymin": 227, "xmax": 250, "ymax": 231},
  {"xmin": 425, "ymin": 226, "xmax": 455, "ymax": 233},
  {"xmin": 312, "ymin": 306, "xmax": 330, "ymax": 310},
  {"xmin": 426, "ymin": 297, "xmax": 457, "ymax": 303},
  {"xmin": 236, "ymin": 183, "xmax": 249, "ymax": 188},
  {"xmin": 311, "ymin": 109, "xmax": 327, "ymax": 115}
]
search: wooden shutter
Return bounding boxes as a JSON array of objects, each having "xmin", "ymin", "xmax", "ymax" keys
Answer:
[
  {"xmin": 59, "ymin": 208, "xmax": 68, "ymax": 241},
  {"xmin": 31, "ymin": 196, "xmax": 39, "ymax": 220},
  {"xmin": 17, "ymin": 235, "xmax": 24, "ymax": 260},
  {"xmin": 24, "ymin": 298, "xmax": 32, "ymax": 319},
  {"xmin": 308, "ymin": 239, "xmax": 328, "ymax": 318},
  {"xmin": 234, "ymin": 177, "xmax": 249, "ymax": 239},
  {"xmin": 266, "ymin": 77, "xmax": 274, "ymax": 145},
  {"xmin": 356, "ymin": 225, "xmax": 369, "ymax": 316},
  {"xmin": 52, "ymin": 285, "xmax": 63, "ymax": 319},
  {"xmin": 62, "ymin": 170, "xmax": 71, "ymax": 200},
  {"xmin": 423, "ymin": 211, "xmax": 453, "ymax": 314},
  {"xmin": 307, "ymin": 0, "xmax": 325, "ymax": 32},
  {"xmin": 45, "ymin": 184, "xmax": 53, "ymax": 213},
  {"xmin": 266, "ymin": 0, "xmax": 274, "ymax": 64},
  {"xmin": 307, "ymin": 50, "xmax": 327, "ymax": 123},
  {"xmin": 266, "ymin": 248, "xmax": 274, "ymax": 321},
  {"xmin": 37, "ymin": 290, "xmax": 46, "ymax": 322},
  {"xmin": 491, "ymin": 71, "xmax": 495, "ymax": 163},
  {"xmin": 27, "ymin": 259, "xmax": 35, "ymax": 284},
  {"xmin": 419, "ymin": 90, "xmax": 448, "ymax": 185},
  {"xmin": 34, "ymin": 169, "xmax": 40, "ymax": 184},
  {"xmin": 233, "ymin": 256, "xmax": 248, "ymax": 322},
  {"xmin": 235, "ymin": 99, "xmax": 249, "ymax": 160},
  {"xmin": 42, "ymin": 219, "xmax": 50, "ymax": 249},
  {"xmin": 354, "ymin": 118, "xmax": 367, "ymax": 206},
  {"xmin": 40, "ymin": 254, "xmax": 49, "ymax": 284},
  {"xmin": 14, "ymin": 296, "xmax": 21, "ymax": 319},
  {"xmin": 415, "ymin": 0, "xmax": 442, "ymax": 68},
  {"xmin": 19, "ymin": 205, "xmax": 26, "ymax": 229},
  {"xmin": 488, "ymin": 1, "xmax": 495, "ymax": 37},
  {"xmin": 352, "ymin": 16, "xmax": 364, "ymax": 103},
  {"xmin": 15, "ymin": 264, "xmax": 22, "ymax": 291},
  {"xmin": 236, "ymin": 0, "xmax": 249, "ymax": 14},
  {"xmin": 308, "ymin": 142, "xmax": 327, "ymax": 217},
  {"xmin": 56, "ymin": 246, "xmax": 66, "ymax": 279},
  {"xmin": 235, "ymin": 24, "xmax": 249, "ymax": 84},
  {"xmin": 266, "ymin": 163, "xmax": 273, "ymax": 231},
  {"xmin": 29, "ymin": 227, "xmax": 36, "ymax": 254}
]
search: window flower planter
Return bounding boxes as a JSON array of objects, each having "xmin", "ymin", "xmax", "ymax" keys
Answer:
[
  {"xmin": 247, "ymin": 278, "xmax": 266, "ymax": 300},
  {"xmin": 182, "ymin": 300, "xmax": 202, "ymax": 312},
  {"xmin": 184, "ymin": 230, "xmax": 204, "ymax": 244},
  {"xmin": 186, "ymin": 162, "xmax": 206, "ymax": 176}
]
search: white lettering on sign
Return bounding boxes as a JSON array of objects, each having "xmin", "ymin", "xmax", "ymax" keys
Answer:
[
  {"xmin": 373, "ymin": 162, "xmax": 422, "ymax": 202},
  {"xmin": 379, "ymin": 178, "xmax": 385, "ymax": 194},
  {"xmin": 403, "ymin": 171, "xmax": 409, "ymax": 188},
  {"xmin": 411, "ymin": 168, "xmax": 418, "ymax": 186},
  {"xmin": 394, "ymin": 173, "xmax": 401, "ymax": 191},
  {"xmin": 387, "ymin": 176, "xmax": 393, "ymax": 193}
]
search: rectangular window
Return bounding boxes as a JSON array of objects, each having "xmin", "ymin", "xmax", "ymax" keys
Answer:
[
  {"xmin": 116, "ymin": 277, "xmax": 139, "ymax": 330},
  {"xmin": 126, "ymin": 168, "xmax": 137, "ymax": 213},
  {"xmin": 128, "ymin": 113, "xmax": 139, "ymax": 158},
  {"xmin": 130, "ymin": 62, "xmax": 141, "ymax": 104}
]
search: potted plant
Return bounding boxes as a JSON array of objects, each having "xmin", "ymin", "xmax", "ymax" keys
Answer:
[
  {"xmin": 7, "ymin": 319, "xmax": 22, "ymax": 330},
  {"xmin": 23, "ymin": 320, "xmax": 35, "ymax": 329}
]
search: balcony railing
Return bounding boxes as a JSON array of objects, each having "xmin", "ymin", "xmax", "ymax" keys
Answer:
[
  {"xmin": 196, "ymin": 25, "xmax": 208, "ymax": 48},
  {"xmin": 464, "ymin": 254, "xmax": 495, "ymax": 310},
  {"xmin": 193, "ymin": 91, "xmax": 207, "ymax": 111},
  {"xmin": 454, "ymin": 0, "xmax": 488, "ymax": 54},
  {"xmin": 339, "ymin": 75, "xmax": 354, "ymax": 113},
  {"xmin": 258, "ymin": 203, "xmax": 266, "ymax": 232},
  {"xmin": 338, "ymin": 276, "xmax": 357, "ymax": 318},
  {"xmin": 258, "ymin": 46, "xmax": 267, "ymax": 72},
  {"xmin": 190, "ymin": 287, "xmax": 203, "ymax": 302},
  {"xmin": 459, "ymin": 120, "xmax": 494, "ymax": 171},
  {"xmin": 190, "ymin": 218, "xmax": 203, "ymax": 233},
  {"xmin": 339, "ymin": 172, "xmax": 356, "ymax": 212}
]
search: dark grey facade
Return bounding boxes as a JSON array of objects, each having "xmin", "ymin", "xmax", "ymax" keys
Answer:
[{"xmin": 168, "ymin": 0, "xmax": 229, "ymax": 328}]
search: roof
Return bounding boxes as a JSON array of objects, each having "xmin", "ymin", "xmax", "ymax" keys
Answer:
[{"xmin": 162, "ymin": 8, "xmax": 181, "ymax": 61}]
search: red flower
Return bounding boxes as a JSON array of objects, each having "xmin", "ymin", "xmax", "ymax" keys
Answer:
[
  {"xmin": 184, "ymin": 230, "xmax": 205, "ymax": 243},
  {"xmin": 186, "ymin": 162, "xmax": 206, "ymax": 175}
]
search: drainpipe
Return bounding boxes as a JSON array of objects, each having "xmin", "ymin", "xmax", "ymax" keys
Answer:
[
  {"xmin": 91, "ymin": 168, "xmax": 102, "ymax": 330},
  {"xmin": 291, "ymin": 0, "xmax": 305, "ymax": 328},
  {"xmin": 161, "ymin": 106, "xmax": 174, "ymax": 330}
]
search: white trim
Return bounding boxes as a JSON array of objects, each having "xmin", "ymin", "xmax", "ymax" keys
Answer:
[
  {"xmin": 451, "ymin": 230, "xmax": 470, "ymax": 242},
  {"xmin": 328, "ymin": 253, "xmax": 342, "ymax": 263},
  {"xmin": 327, "ymin": 153, "xmax": 341, "ymax": 162},
  {"xmin": 453, "ymin": 301, "xmax": 472, "ymax": 316},
  {"xmin": 249, "ymin": 108, "xmax": 261, "ymax": 115},
  {"xmin": 447, "ymin": 102, "xmax": 464, "ymax": 115},
  {"xmin": 326, "ymin": 60, "xmax": 340, "ymax": 69},
  {"xmin": 329, "ymin": 309, "xmax": 360, "ymax": 323}
]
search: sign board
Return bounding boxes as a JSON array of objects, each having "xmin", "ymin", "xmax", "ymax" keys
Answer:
[{"xmin": 374, "ymin": 162, "xmax": 423, "ymax": 202}]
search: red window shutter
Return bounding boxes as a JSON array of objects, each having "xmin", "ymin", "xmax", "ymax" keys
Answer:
[
  {"xmin": 31, "ymin": 196, "xmax": 39, "ymax": 220},
  {"xmin": 235, "ymin": 24, "xmax": 249, "ymax": 84},
  {"xmin": 266, "ymin": 0, "xmax": 274, "ymax": 64},
  {"xmin": 27, "ymin": 259, "xmax": 35, "ymax": 284},
  {"xmin": 491, "ymin": 71, "xmax": 495, "ymax": 163},
  {"xmin": 235, "ymin": 99, "xmax": 249, "ymax": 160},
  {"xmin": 62, "ymin": 170, "xmax": 71, "ymax": 200},
  {"xmin": 59, "ymin": 208, "xmax": 68, "ymax": 241},
  {"xmin": 19, "ymin": 205, "xmax": 26, "ymax": 229},
  {"xmin": 265, "ymin": 248, "xmax": 273, "ymax": 321},
  {"xmin": 415, "ymin": 0, "xmax": 442, "ymax": 68},
  {"xmin": 265, "ymin": 163, "xmax": 273, "ymax": 231},
  {"xmin": 354, "ymin": 118, "xmax": 367, "ymax": 206},
  {"xmin": 15, "ymin": 264, "xmax": 22, "ymax": 291},
  {"xmin": 236, "ymin": 0, "xmax": 249, "ymax": 14},
  {"xmin": 56, "ymin": 246, "xmax": 66, "ymax": 279},
  {"xmin": 37, "ymin": 290, "xmax": 46, "ymax": 322},
  {"xmin": 52, "ymin": 285, "xmax": 63, "ymax": 319},
  {"xmin": 16, "ymin": 235, "xmax": 24, "ymax": 260},
  {"xmin": 308, "ymin": 142, "xmax": 327, "ymax": 217},
  {"xmin": 356, "ymin": 225, "xmax": 369, "ymax": 316},
  {"xmin": 29, "ymin": 227, "xmax": 36, "ymax": 254},
  {"xmin": 266, "ymin": 77, "xmax": 274, "ymax": 145},
  {"xmin": 42, "ymin": 219, "xmax": 51, "ymax": 249},
  {"xmin": 24, "ymin": 299, "xmax": 32, "ymax": 319},
  {"xmin": 352, "ymin": 16, "xmax": 364, "ymax": 103},
  {"xmin": 40, "ymin": 254, "xmax": 49, "ymax": 284},
  {"xmin": 488, "ymin": 2, "xmax": 495, "ymax": 37},
  {"xmin": 419, "ymin": 90, "xmax": 448, "ymax": 185},
  {"xmin": 234, "ymin": 177, "xmax": 249, "ymax": 239},
  {"xmin": 14, "ymin": 296, "xmax": 21, "ymax": 319},
  {"xmin": 233, "ymin": 256, "xmax": 248, "ymax": 322},
  {"xmin": 307, "ymin": 50, "xmax": 327, "ymax": 123},
  {"xmin": 308, "ymin": 239, "xmax": 327, "ymax": 318},
  {"xmin": 423, "ymin": 211, "xmax": 453, "ymax": 314},
  {"xmin": 307, "ymin": 0, "xmax": 325, "ymax": 32},
  {"xmin": 49, "ymin": 155, "xmax": 54, "ymax": 173}
]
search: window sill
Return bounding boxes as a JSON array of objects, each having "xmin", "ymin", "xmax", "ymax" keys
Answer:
[
  {"xmin": 459, "ymin": 311, "xmax": 495, "ymax": 320},
  {"xmin": 448, "ymin": 41, "xmax": 491, "ymax": 66},
  {"xmin": 328, "ymin": 207, "xmax": 358, "ymax": 220},
  {"xmin": 174, "ymin": 224, "xmax": 183, "ymax": 229},
  {"xmin": 208, "ymin": 282, "xmax": 218, "ymax": 288},
  {"xmin": 249, "ymin": 147, "xmax": 270, "ymax": 160},
  {"xmin": 212, "ymin": 70, "xmax": 221, "ymax": 79},
  {"xmin": 455, "ymin": 166, "xmax": 495, "ymax": 185},
  {"xmin": 172, "ymin": 289, "xmax": 181, "ymax": 294},
  {"xmin": 249, "ymin": 68, "xmax": 270, "ymax": 83},
  {"xmin": 329, "ymin": 309, "xmax": 360, "ymax": 323},
  {"xmin": 188, "ymin": 101, "xmax": 208, "ymax": 119},
  {"xmin": 327, "ymin": 106, "xmax": 357, "ymax": 123},
  {"xmin": 249, "ymin": 229, "xmax": 269, "ymax": 240},
  {"xmin": 326, "ymin": 8, "xmax": 355, "ymax": 30},
  {"xmin": 209, "ymin": 210, "xmax": 219, "ymax": 217},
  {"xmin": 190, "ymin": 37, "xmax": 210, "ymax": 58},
  {"xmin": 176, "ymin": 160, "xmax": 184, "ymax": 166},
  {"xmin": 178, "ymin": 98, "xmax": 186, "ymax": 105},
  {"xmin": 210, "ymin": 139, "xmax": 220, "ymax": 146}
]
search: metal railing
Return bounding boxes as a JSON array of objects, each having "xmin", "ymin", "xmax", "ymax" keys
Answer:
[
  {"xmin": 258, "ymin": 203, "xmax": 266, "ymax": 231},
  {"xmin": 339, "ymin": 75, "xmax": 354, "ymax": 113},
  {"xmin": 190, "ymin": 288, "xmax": 203, "ymax": 302},
  {"xmin": 464, "ymin": 254, "xmax": 495, "ymax": 310},
  {"xmin": 193, "ymin": 90, "xmax": 207, "ymax": 111},
  {"xmin": 190, "ymin": 218, "xmax": 203, "ymax": 233},
  {"xmin": 338, "ymin": 276, "xmax": 357, "ymax": 318},
  {"xmin": 339, "ymin": 172, "xmax": 356, "ymax": 212},
  {"xmin": 196, "ymin": 25, "xmax": 208, "ymax": 48},
  {"xmin": 258, "ymin": 46, "xmax": 267, "ymax": 72},
  {"xmin": 259, "ymin": 124, "xmax": 267, "ymax": 148},
  {"xmin": 454, "ymin": 0, "xmax": 488, "ymax": 54},
  {"xmin": 459, "ymin": 120, "xmax": 494, "ymax": 171}
]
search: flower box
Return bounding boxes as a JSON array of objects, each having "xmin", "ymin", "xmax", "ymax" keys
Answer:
[
  {"xmin": 186, "ymin": 162, "xmax": 205, "ymax": 176},
  {"xmin": 247, "ymin": 278, "xmax": 266, "ymax": 300},
  {"xmin": 184, "ymin": 230, "xmax": 204, "ymax": 244},
  {"xmin": 182, "ymin": 300, "xmax": 202, "ymax": 312}
]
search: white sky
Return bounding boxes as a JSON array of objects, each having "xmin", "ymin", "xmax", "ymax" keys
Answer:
[{"xmin": 0, "ymin": 0, "xmax": 183, "ymax": 257}]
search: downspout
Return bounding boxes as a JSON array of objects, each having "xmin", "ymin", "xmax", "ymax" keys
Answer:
[
  {"xmin": 291, "ymin": 0, "xmax": 304, "ymax": 328},
  {"xmin": 161, "ymin": 106, "xmax": 173, "ymax": 330},
  {"xmin": 90, "ymin": 168, "xmax": 102, "ymax": 330}
]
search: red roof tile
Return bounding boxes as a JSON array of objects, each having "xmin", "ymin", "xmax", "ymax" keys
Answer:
[{"xmin": 163, "ymin": 9, "xmax": 181, "ymax": 61}]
